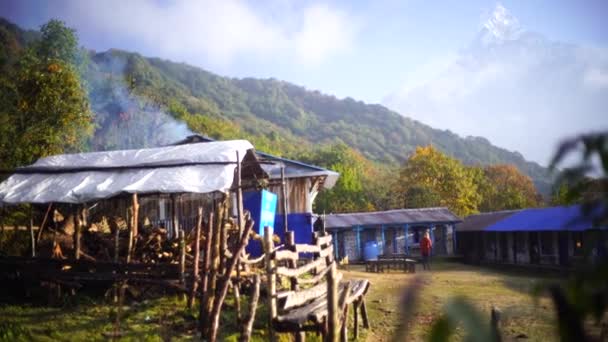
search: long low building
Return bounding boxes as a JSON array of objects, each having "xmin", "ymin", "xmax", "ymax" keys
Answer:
[
  {"xmin": 456, "ymin": 204, "xmax": 607, "ymax": 267},
  {"xmin": 324, "ymin": 207, "xmax": 461, "ymax": 262}
]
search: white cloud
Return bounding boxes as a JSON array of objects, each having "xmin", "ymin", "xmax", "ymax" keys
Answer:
[
  {"xmin": 41, "ymin": 0, "xmax": 356, "ymax": 67},
  {"xmin": 384, "ymin": 4, "xmax": 608, "ymax": 165},
  {"xmin": 293, "ymin": 4, "xmax": 356, "ymax": 66},
  {"xmin": 584, "ymin": 67, "xmax": 608, "ymax": 88}
]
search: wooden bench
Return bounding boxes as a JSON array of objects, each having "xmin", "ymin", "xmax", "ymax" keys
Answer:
[
  {"xmin": 264, "ymin": 228, "xmax": 370, "ymax": 341},
  {"xmin": 365, "ymin": 254, "xmax": 416, "ymax": 273}
]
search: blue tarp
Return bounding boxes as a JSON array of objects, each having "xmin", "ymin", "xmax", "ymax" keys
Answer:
[{"xmin": 485, "ymin": 204, "xmax": 606, "ymax": 232}]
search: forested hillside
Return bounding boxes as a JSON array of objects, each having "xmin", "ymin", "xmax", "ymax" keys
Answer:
[{"xmin": 0, "ymin": 18, "xmax": 552, "ymax": 196}]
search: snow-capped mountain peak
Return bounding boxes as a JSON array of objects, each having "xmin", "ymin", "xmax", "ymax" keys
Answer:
[{"xmin": 480, "ymin": 3, "xmax": 523, "ymax": 44}]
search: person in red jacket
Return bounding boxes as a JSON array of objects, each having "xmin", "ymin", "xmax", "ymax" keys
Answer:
[{"xmin": 420, "ymin": 230, "xmax": 433, "ymax": 270}]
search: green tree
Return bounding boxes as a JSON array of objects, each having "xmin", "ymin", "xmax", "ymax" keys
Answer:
[
  {"xmin": 36, "ymin": 19, "xmax": 78, "ymax": 64},
  {"xmin": 398, "ymin": 145, "xmax": 480, "ymax": 217},
  {"xmin": 403, "ymin": 185, "xmax": 441, "ymax": 209},
  {"xmin": 0, "ymin": 20, "xmax": 92, "ymax": 168},
  {"xmin": 298, "ymin": 143, "xmax": 374, "ymax": 213}
]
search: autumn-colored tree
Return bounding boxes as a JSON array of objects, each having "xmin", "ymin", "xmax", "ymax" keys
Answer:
[
  {"xmin": 399, "ymin": 146, "xmax": 480, "ymax": 217},
  {"xmin": 478, "ymin": 164, "xmax": 540, "ymax": 211}
]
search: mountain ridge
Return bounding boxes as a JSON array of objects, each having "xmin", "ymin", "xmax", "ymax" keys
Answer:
[{"xmin": 0, "ymin": 17, "xmax": 553, "ymax": 195}]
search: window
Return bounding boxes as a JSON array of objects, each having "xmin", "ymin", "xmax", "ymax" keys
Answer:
[{"xmin": 540, "ymin": 232, "xmax": 555, "ymax": 255}]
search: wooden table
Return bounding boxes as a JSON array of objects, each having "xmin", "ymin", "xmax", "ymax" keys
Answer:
[{"xmin": 365, "ymin": 254, "xmax": 416, "ymax": 273}]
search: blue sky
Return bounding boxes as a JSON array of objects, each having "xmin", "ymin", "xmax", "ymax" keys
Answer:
[
  {"xmin": 1, "ymin": 0, "xmax": 607, "ymax": 164},
  {"xmin": 2, "ymin": 0, "xmax": 605, "ymax": 103}
]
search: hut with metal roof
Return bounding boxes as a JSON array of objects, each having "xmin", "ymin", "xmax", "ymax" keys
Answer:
[
  {"xmin": 323, "ymin": 207, "xmax": 461, "ymax": 262},
  {"xmin": 455, "ymin": 205, "xmax": 608, "ymax": 268},
  {"xmin": 173, "ymin": 135, "xmax": 339, "ymax": 244}
]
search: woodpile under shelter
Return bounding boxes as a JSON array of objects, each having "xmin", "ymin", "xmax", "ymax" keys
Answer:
[
  {"xmin": 323, "ymin": 208, "xmax": 461, "ymax": 262},
  {"xmin": 456, "ymin": 205, "xmax": 608, "ymax": 268},
  {"xmin": 0, "ymin": 139, "xmax": 266, "ymax": 238}
]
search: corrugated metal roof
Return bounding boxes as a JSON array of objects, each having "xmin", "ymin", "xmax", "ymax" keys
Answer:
[
  {"xmin": 324, "ymin": 207, "xmax": 461, "ymax": 229},
  {"xmin": 173, "ymin": 134, "xmax": 339, "ymax": 189},
  {"xmin": 485, "ymin": 204, "xmax": 606, "ymax": 232},
  {"xmin": 456, "ymin": 210, "xmax": 521, "ymax": 232}
]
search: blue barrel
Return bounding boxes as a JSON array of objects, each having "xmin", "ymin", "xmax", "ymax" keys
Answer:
[{"xmin": 363, "ymin": 241, "xmax": 379, "ymax": 261}]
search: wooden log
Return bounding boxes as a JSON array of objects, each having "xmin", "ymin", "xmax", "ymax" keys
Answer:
[
  {"xmin": 126, "ymin": 221, "xmax": 133, "ymax": 264},
  {"xmin": 74, "ymin": 206, "xmax": 81, "ymax": 260},
  {"xmin": 179, "ymin": 229, "xmax": 186, "ymax": 285},
  {"xmin": 188, "ymin": 207, "xmax": 203, "ymax": 309},
  {"xmin": 276, "ymin": 258, "xmax": 327, "ymax": 277},
  {"xmin": 361, "ymin": 298, "xmax": 370, "ymax": 329},
  {"xmin": 281, "ymin": 166, "xmax": 288, "ymax": 233},
  {"xmin": 353, "ymin": 300, "xmax": 359, "ymax": 339},
  {"xmin": 340, "ymin": 299, "xmax": 349, "ymax": 342},
  {"xmin": 132, "ymin": 193, "xmax": 139, "ymax": 237},
  {"xmin": 240, "ymin": 274, "xmax": 260, "ymax": 342},
  {"xmin": 199, "ymin": 211, "xmax": 214, "ymax": 339},
  {"xmin": 294, "ymin": 244, "xmax": 322, "ymax": 253},
  {"xmin": 233, "ymin": 280, "xmax": 241, "ymax": 325},
  {"xmin": 286, "ymin": 229, "xmax": 305, "ymax": 341},
  {"xmin": 171, "ymin": 194, "xmax": 179, "ymax": 239},
  {"xmin": 208, "ymin": 219, "xmax": 254, "ymax": 342},
  {"xmin": 29, "ymin": 207, "xmax": 35, "ymax": 257},
  {"xmin": 327, "ymin": 261, "xmax": 339, "ymax": 342},
  {"xmin": 36, "ymin": 203, "xmax": 53, "ymax": 243},
  {"xmin": 264, "ymin": 226, "xmax": 277, "ymax": 341},
  {"xmin": 283, "ymin": 282, "xmax": 328, "ymax": 309},
  {"xmin": 235, "ymin": 150, "xmax": 244, "ymax": 322}
]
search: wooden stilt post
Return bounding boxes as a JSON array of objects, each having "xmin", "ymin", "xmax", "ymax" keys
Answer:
[
  {"xmin": 74, "ymin": 206, "xmax": 81, "ymax": 260},
  {"xmin": 240, "ymin": 274, "xmax": 260, "ymax": 342},
  {"xmin": 327, "ymin": 261, "xmax": 339, "ymax": 342},
  {"xmin": 208, "ymin": 219, "xmax": 254, "ymax": 342},
  {"xmin": 235, "ymin": 150, "xmax": 243, "ymax": 324},
  {"xmin": 132, "ymin": 193, "xmax": 139, "ymax": 237},
  {"xmin": 171, "ymin": 194, "xmax": 180, "ymax": 239},
  {"xmin": 114, "ymin": 218, "xmax": 120, "ymax": 263},
  {"xmin": 179, "ymin": 228, "xmax": 186, "ymax": 285},
  {"xmin": 28, "ymin": 206, "xmax": 35, "ymax": 257},
  {"xmin": 200, "ymin": 212, "xmax": 214, "ymax": 339},
  {"xmin": 36, "ymin": 203, "xmax": 52, "ymax": 243},
  {"xmin": 264, "ymin": 225, "xmax": 277, "ymax": 341},
  {"xmin": 281, "ymin": 165, "xmax": 288, "ymax": 233},
  {"xmin": 188, "ymin": 207, "xmax": 203, "ymax": 309}
]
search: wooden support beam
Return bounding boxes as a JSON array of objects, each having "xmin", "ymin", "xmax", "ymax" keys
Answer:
[
  {"xmin": 28, "ymin": 206, "xmax": 35, "ymax": 257},
  {"xmin": 179, "ymin": 229, "xmax": 186, "ymax": 285},
  {"xmin": 114, "ymin": 218, "xmax": 120, "ymax": 263},
  {"xmin": 327, "ymin": 261, "xmax": 339, "ymax": 342},
  {"xmin": 208, "ymin": 219, "xmax": 254, "ymax": 342},
  {"xmin": 188, "ymin": 207, "xmax": 203, "ymax": 309},
  {"xmin": 36, "ymin": 203, "xmax": 53, "ymax": 243},
  {"xmin": 235, "ymin": 150, "xmax": 243, "ymax": 323},
  {"xmin": 171, "ymin": 194, "xmax": 180, "ymax": 239},
  {"xmin": 199, "ymin": 211, "xmax": 214, "ymax": 339},
  {"xmin": 132, "ymin": 193, "xmax": 139, "ymax": 237},
  {"xmin": 240, "ymin": 274, "xmax": 260, "ymax": 342},
  {"xmin": 264, "ymin": 225, "xmax": 277, "ymax": 341},
  {"xmin": 74, "ymin": 206, "xmax": 81, "ymax": 260},
  {"xmin": 281, "ymin": 166, "xmax": 288, "ymax": 233}
]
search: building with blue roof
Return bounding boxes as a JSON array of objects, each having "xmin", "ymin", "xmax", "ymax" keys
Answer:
[{"xmin": 456, "ymin": 204, "xmax": 607, "ymax": 267}]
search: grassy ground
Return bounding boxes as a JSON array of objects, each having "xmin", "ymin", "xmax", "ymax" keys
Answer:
[
  {"xmin": 0, "ymin": 261, "xmax": 561, "ymax": 341},
  {"xmin": 342, "ymin": 261, "xmax": 559, "ymax": 341}
]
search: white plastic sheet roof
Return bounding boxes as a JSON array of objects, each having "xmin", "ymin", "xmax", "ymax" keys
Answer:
[{"xmin": 0, "ymin": 140, "xmax": 254, "ymax": 204}]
